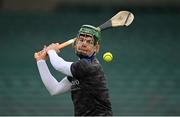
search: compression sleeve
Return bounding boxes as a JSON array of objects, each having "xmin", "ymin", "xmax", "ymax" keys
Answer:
[
  {"xmin": 47, "ymin": 50, "xmax": 73, "ymax": 77},
  {"xmin": 37, "ymin": 60, "xmax": 72, "ymax": 96}
]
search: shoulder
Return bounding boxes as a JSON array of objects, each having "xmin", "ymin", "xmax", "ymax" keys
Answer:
[
  {"xmin": 70, "ymin": 58, "xmax": 102, "ymax": 78},
  {"xmin": 70, "ymin": 59, "xmax": 89, "ymax": 78},
  {"xmin": 72, "ymin": 58, "xmax": 96, "ymax": 68},
  {"xmin": 71, "ymin": 59, "xmax": 94, "ymax": 72}
]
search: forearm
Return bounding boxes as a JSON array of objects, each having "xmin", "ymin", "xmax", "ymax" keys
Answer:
[
  {"xmin": 37, "ymin": 60, "xmax": 72, "ymax": 96},
  {"xmin": 47, "ymin": 50, "xmax": 73, "ymax": 77}
]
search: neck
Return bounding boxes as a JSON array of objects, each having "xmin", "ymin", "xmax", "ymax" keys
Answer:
[{"xmin": 77, "ymin": 52, "xmax": 96, "ymax": 61}]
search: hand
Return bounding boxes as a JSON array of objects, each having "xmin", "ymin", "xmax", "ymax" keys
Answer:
[
  {"xmin": 34, "ymin": 46, "xmax": 48, "ymax": 61},
  {"xmin": 46, "ymin": 43, "xmax": 60, "ymax": 53}
]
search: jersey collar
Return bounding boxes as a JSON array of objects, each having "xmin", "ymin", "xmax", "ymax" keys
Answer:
[{"xmin": 77, "ymin": 52, "xmax": 96, "ymax": 62}]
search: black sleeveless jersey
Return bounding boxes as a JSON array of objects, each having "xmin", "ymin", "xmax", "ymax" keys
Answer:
[{"xmin": 67, "ymin": 58, "xmax": 113, "ymax": 116}]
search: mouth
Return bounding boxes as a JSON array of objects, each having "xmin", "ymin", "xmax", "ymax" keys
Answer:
[
  {"xmin": 77, "ymin": 48, "xmax": 88, "ymax": 55},
  {"xmin": 78, "ymin": 47, "xmax": 87, "ymax": 52},
  {"xmin": 79, "ymin": 50, "xmax": 86, "ymax": 54}
]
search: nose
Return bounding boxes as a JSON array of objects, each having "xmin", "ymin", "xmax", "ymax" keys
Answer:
[
  {"xmin": 81, "ymin": 43, "xmax": 87, "ymax": 48},
  {"xmin": 81, "ymin": 40, "xmax": 88, "ymax": 46}
]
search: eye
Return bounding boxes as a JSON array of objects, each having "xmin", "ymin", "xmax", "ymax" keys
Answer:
[
  {"xmin": 86, "ymin": 35, "xmax": 93, "ymax": 38},
  {"xmin": 78, "ymin": 37, "xmax": 84, "ymax": 42},
  {"xmin": 86, "ymin": 40, "xmax": 94, "ymax": 45},
  {"xmin": 79, "ymin": 34, "xmax": 86, "ymax": 37},
  {"xmin": 80, "ymin": 34, "xmax": 85, "ymax": 37}
]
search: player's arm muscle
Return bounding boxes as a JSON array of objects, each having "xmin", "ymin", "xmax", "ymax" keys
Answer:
[
  {"xmin": 47, "ymin": 50, "xmax": 73, "ymax": 77},
  {"xmin": 37, "ymin": 60, "xmax": 72, "ymax": 96}
]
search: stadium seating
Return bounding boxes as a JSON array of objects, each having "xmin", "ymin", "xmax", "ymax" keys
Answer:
[{"xmin": 0, "ymin": 8, "xmax": 180, "ymax": 115}]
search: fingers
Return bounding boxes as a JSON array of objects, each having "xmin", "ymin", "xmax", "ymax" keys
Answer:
[
  {"xmin": 34, "ymin": 43, "xmax": 60, "ymax": 61},
  {"xmin": 34, "ymin": 52, "xmax": 38, "ymax": 58},
  {"xmin": 43, "ymin": 45, "xmax": 47, "ymax": 50},
  {"xmin": 34, "ymin": 46, "xmax": 48, "ymax": 61},
  {"xmin": 43, "ymin": 45, "xmax": 47, "ymax": 53},
  {"xmin": 46, "ymin": 43, "xmax": 60, "ymax": 53}
]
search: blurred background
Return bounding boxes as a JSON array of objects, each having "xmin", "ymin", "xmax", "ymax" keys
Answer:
[{"xmin": 0, "ymin": 0, "xmax": 180, "ymax": 116}]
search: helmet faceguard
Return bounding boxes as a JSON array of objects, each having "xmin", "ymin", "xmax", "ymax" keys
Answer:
[{"xmin": 77, "ymin": 25, "xmax": 101, "ymax": 45}]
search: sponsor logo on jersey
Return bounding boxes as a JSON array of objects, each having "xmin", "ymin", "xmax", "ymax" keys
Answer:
[{"xmin": 71, "ymin": 79, "xmax": 80, "ymax": 91}]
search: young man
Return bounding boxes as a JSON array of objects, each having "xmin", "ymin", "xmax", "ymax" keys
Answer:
[{"xmin": 34, "ymin": 25, "xmax": 113, "ymax": 116}]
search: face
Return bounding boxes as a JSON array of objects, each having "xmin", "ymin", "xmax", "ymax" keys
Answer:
[{"xmin": 75, "ymin": 33, "xmax": 99, "ymax": 57}]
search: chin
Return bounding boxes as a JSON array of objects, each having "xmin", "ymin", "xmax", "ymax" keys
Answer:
[
  {"xmin": 76, "ymin": 50, "xmax": 89, "ymax": 57},
  {"xmin": 78, "ymin": 51, "xmax": 87, "ymax": 56}
]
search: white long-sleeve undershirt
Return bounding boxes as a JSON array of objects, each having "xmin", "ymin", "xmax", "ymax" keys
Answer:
[
  {"xmin": 47, "ymin": 50, "xmax": 73, "ymax": 77},
  {"xmin": 37, "ymin": 60, "xmax": 72, "ymax": 96}
]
